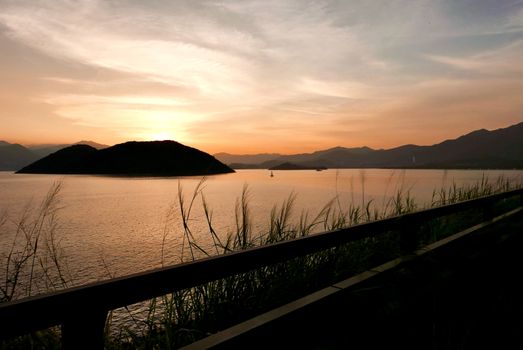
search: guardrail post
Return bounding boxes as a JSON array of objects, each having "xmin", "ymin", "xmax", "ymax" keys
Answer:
[{"xmin": 62, "ymin": 308, "xmax": 107, "ymax": 350}]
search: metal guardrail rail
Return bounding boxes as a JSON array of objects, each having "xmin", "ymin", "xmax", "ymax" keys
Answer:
[{"xmin": 1, "ymin": 188, "xmax": 522, "ymax": 349}]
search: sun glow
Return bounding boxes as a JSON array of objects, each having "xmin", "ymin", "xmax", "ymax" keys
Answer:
[
  {"xmin": 115, "ymin": 111, "xmax": 197, "ymax": 144},
  {"xmin": 149, "ymin": 131, "xmax": 175, "ymax": 141}
]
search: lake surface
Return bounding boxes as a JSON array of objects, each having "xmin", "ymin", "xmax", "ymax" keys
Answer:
[{"xmin": 1, "ymin": 169, "xmax": 523, "ymax": 288}]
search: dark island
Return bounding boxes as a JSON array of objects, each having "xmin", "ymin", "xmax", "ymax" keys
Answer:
[{"xmin": 17, "ymin": 141, "xmax": 234, "ymax": 176}]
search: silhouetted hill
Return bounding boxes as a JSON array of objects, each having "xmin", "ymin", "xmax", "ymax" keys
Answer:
[
  {"xmin": 369, "ymin": 123, "xmax": 523, "ymax": 168},
  {"xmin": 224, "ymin": 146, "xmax": 375, "ymax": 169},
  {"xmin": 29, "ymin": 140, "xmax": 109, "ymax": 158},
  {"xmin": 225, "ymin": 122, "xmax": 523, "ymax": 169},
  {"xmin": 17, "ymin": 141, "xmax": 234, "ymax": 176},
  {"xmin": 74, "ymin": 140, "xmax": 108, "ymax": 149},
  {"xmin": 228, "ymin": 162, "xmax": 261, "ymax": 169},
  {"xmin": 0, "ymin": 141, "xmax": 39, "ymax": 171},
  {"xmin": 17, "ymin": 145, "xmax": 98, "ymax": 174},
  {"xmin": 256, "ymin": 146, "xmax": 378, "ymax": 169},
  {"xmin": 214, "ymin": 152, "xmax": 283, "ymax": 165},
  {"xmin": 269, "ymin": 162, "xmax": 328, "ymax": 170}
]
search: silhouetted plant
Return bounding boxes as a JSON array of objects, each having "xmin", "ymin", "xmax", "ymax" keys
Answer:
[
  {"xmin": 0, "ymin": 181, "xmax": 71, "ymax": 349},
  {"xmin": 0, "ymin": 181, "xmax": 71, "ymax": 302},
  {"xmin": 3, "ymin": 175, "xmax": 522, "ymax": 349},
  {"xmin": 107, "ymin": 174, "xmax": 522, "ymax": 349}
]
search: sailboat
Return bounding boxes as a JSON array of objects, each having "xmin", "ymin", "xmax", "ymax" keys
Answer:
[{"xmin": 270, "ymin": 171, "xmax": 274, "ymax": 177}]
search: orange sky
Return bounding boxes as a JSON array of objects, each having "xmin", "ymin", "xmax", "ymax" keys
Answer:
[{"xmin": 1, "ymin": 1, "xmax": 522, "ymax": 154}]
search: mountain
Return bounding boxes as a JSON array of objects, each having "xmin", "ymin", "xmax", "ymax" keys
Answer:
[
  {"xmin": 213, "ymin": 152, "xmax": 283, "ymax": 165},
  {"xmin": 29, "ymin": 140, "xmax": 109, "ymax": 158},
  {"xmin": 73, "ymin": 140, "xmax": 108, "ymax": 149},
  {"xmin": 269, "ymin": 162, "xmax": 328, "ymax": 170},
  {"xmin": 0, "ymin": 141, "xmax": 40, "ymax": 171},
  {"xmin": 259, "ymin": 146, "xmax": 376, "ymax": 169},
  {"xmin": 17, "ymin": 141, "xmax": 234, "ymax": 176},
  {"xmin": 217, "ymin": 147, "xmax": 375, "ymax": 169},
  {"xmin": 223, "ymin": 122, "xmax": 523, "ymax": 169},
  {"xmin": 363, "ymin": 123, "xmax": 523, "ymax": 168},
  {"xmin": 0, "ymin": 140, "xmax": 111, "ymax": 171}
]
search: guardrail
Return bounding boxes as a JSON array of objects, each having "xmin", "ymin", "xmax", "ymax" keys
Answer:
[{"xmin": 1, "ymin": 188, "xmax": 522, "ymax": 349}]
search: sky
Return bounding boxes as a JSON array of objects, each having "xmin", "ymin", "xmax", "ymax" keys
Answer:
[{"xmin": 0, "ymin": 0, "xmax": 522, "ymax": 154}]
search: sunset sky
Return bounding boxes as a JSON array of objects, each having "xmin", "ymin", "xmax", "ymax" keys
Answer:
[{"xmin": 0, "ymin": 0, "xmax": 522, "ymax": 154}]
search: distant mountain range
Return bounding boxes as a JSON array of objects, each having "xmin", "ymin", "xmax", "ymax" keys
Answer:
[
  {"xmin": 17, "ymin": 141, "xmax": 234, "ymax": 176},
  {"xmin": 0, "ymin": 141, "xmax": 108, "ymax": 171},
  {"xmin": 0, "ymin": 142, "xmax": 40, "ymax": 171},
  {"xmin": 3, "ymin": 122, "xmax": 523, "ymax": 172},
  {"xmin": 268, "ymin": 162, "xmax": 328, "ymax": 171},
  {"xmin": 214, "ymin": 122, "xmax": 523, "ymax": 169},
  {"xmin": 212, "ymin": 152, "xmax": 283, "ymax": 166}
]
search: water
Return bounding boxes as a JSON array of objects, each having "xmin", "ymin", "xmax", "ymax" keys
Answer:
[{"xmin": 1, "ymin": 169, "xmax": 522, "ymax": 287}]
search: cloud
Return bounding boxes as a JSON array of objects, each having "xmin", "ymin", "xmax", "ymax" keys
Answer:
[
  {"xmin": 425, "ymin": 40, "xmax": 523, "ymax": 75},
  {"xmin": 0, "ymin": 0, "xmax": 522, "ymax": 151},
  {"xmin": 0, "ymin": 1, "xmax": 376, "ymax": 96},
  {"xmin": 0, "ymin": 1, "xmax": 253, "ymax": 96}
]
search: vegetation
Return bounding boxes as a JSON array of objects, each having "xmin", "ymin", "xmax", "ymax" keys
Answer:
[
  {"xmin": 105, "ymin": 174, "xmax": 522, "ymax": 349},
  {"xmin": 0, "ymin": 181, "xmax": 71, "ymax": 303},
  {"xmin": 0, "ymin": 174, "xmax": 521, "ymax": 349},
  {"xmin": 0, "ymin": 182, "xmax": 69, "ymax": 349}
]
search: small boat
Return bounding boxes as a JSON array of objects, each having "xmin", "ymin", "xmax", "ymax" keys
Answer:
[{"xmin": 270, "ymin": 171, "xmax": 274, "ymax": 177}]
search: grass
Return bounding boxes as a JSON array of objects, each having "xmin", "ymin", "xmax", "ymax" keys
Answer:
[
  {"xmin": 1, "ymin": 174, "xmax": 522, "ymax": 349},
  {"xmin": 0, "ymin": 181, "xmax": 69, "ymax": 349},
  {"xmin": 104, "ymin": 174, "xmax": 522, "ymax": 349},
  {"xmin": 0, "ymin": 181, "xmax": 71, "ymax": 302}
]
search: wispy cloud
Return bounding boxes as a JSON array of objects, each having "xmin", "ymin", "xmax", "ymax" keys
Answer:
[
  {"xmin": 426, "ymin": 40, "xmax": 523, "ymax": 75},
  {"xmin": 0, "ymin": 0, "xmax": 522, "ymax": 151}
]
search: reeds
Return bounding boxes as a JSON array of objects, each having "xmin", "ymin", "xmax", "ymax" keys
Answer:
[
  {"xmin": 431, "ymin": 174, "xmax": 512, "ymax": 206},
  {"xmin": 2, "ymin": 174, "xmax": 522, "ymax": 349},
  {"xmin": 0, "ymin": 181, "xmax": 71, "ymax": 303},
  {"xmin": 0, "ymin": 181, "xmax": 70, "ymax": 349},
  {"xmin": 107, "ymin": 174, "xmax": 522, "ymax": 349}
]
